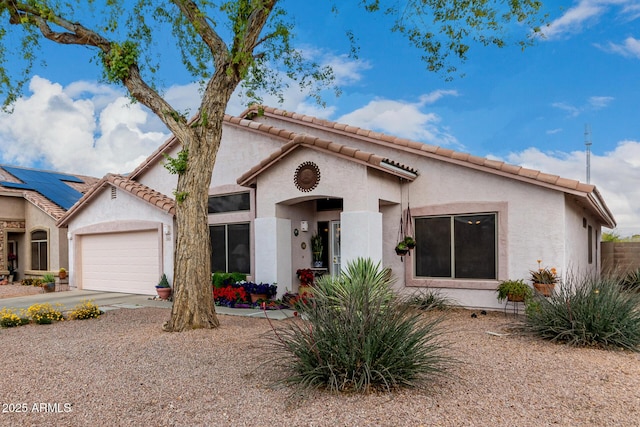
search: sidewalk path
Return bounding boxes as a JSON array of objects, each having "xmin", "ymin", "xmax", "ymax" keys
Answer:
[{"xmin": 0, "ymin": 289, "xmax": 295, "ymax": 319}]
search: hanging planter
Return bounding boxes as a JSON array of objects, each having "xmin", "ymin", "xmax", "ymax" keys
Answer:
[
  {"xmin": 403, "ymin": 236, "xmax": 416, "ymax": 250},
  {"xmin": 395, "ymin": 183, "xmax": 415, "ymax": 257},
  {"xmin": 395, "ymin": 241, "xmax": 409, "ymax": 256}
]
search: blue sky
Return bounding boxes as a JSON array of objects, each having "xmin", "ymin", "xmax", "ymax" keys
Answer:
[{"xmin": 0, "ymin": 0, "xmax": 639, "ymax": 236}]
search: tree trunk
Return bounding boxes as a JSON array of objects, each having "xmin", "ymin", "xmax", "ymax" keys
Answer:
[{"xmin": 163, "ymin": 81, "xmax": 234, "ymax": 332}]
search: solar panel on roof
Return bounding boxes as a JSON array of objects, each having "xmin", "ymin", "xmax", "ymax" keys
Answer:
[{"xmin": 0, "ymin": 166, "xmax": 85, "ymax": 210}]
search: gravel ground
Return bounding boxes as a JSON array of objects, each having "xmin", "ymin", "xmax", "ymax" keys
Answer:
[
  {"xmin": 0, "ymin": 284, "xmax": 43, "ymax": 299},
  {"xmin": 0, "ymin": 286, "xmax": 639, "ymax": 427}
]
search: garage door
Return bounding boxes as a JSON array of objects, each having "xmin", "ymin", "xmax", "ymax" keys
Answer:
[{"xmin": 80, "ymin": 230, "xmax": 160, "ymax": 295}]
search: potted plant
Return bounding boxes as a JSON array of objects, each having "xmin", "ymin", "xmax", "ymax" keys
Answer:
[
  {"xmin": 296, "ymin": 268, "xmax": 314, "ymax": 295},
  {"xmin": 310, "ymin": 232, "xmax": 323, "ymax": 267},
  {"xmin": 156, "ymin": 274, "xmax": 172, "ymax": 300},
  {"xmin": 403, "ymin": 236, "xmax": 416, "ymax": 249},
  {"xmin": 42, "ymin": 273, "xmax": 56, "ymax": 293},
  {"xmin": 59, "ymin": 268, "xmax": 67, "ymax": 280},
  {"xmin": 496, "ymin": 279, "xmax": 533, "ymax": 303},
  {"xmin": 242, "ymin": 282, "xmax": 277, "ymax": 303},
  {"xmin": 8, "ymin": 253, "xmax": 17, "ymax": 281},
  {"xmin": 530, "ymin": 260, "xmax": 558, "ymax": 297},
  {"xmin": 395, "ymin": 241, "xmax": 409, "ymax": 256}
]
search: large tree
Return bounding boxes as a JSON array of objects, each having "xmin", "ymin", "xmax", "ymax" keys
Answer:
[{"xmin": 0, "ymin": 0, "xmax": 544, "ymax": 331}]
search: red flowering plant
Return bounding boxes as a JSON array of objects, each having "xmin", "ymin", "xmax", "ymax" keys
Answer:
[
  {"xmin": 213, "ymin": 284, "xmax": 249, "ymax": 307},
  {"xmin": 296, "ymin": 269, "xmax": 314, "ymax": 287}
]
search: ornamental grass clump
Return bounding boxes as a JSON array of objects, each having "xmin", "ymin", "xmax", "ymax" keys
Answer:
[
  {"xmin": 0, "ymin": 308, "xmax": 29, "ymax": 328},
  {"xmin": 407, "ymin": 288, "xmax": 454, "ymax": 311},
  {"xmin": 26, "ymin": 303, "xmax": 64, "ymax": 325},
  {"xmin": 525, "ymin": 274, "xmax": 640, "ymax": 351},
  {"xmin": 67, "ymin": 300, "xmax": 103, "ymax": 320},
  {"xmin": 268, "ymin": 258, "xmax": 451, "ymax": 393}
]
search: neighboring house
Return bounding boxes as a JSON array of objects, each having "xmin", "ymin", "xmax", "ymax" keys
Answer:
[
  {"xmin": 58, "ymin": 106, "xmax": 616, "ymax": 310},
  {"xmin": 0, "ymin": 165, "xmax": 99, "ymax": 282}
]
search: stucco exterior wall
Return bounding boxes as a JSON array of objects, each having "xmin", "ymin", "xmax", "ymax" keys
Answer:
[
  {"xmin": 136, "ymin": 145, "xmax": 179, "ymax": 197},
  {"xmin": 382, "ymin": 159, "xmax": 567, "ymax": 310},
  {"xmin": 24, "ymin": 203, "xmax": 64, "ymax": 275},
  {"xmin": 563, "ymin": 195, "xmax": 601, "ymax": 280},
  {"xmin": 254, "ymin": 148, "xmax": 369, "ymax": 216},
  {"xmin": 0, "ymin": 194, "xmax": 25, "ymax": 218},
  {"xmin": 66, "ymin": 186, "xmax": 175, "ymax": 287}
]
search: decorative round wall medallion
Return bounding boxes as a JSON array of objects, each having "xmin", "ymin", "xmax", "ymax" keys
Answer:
[{"xmin": 294, "ymin": 161, "xmax": 320, "ymax": 192}]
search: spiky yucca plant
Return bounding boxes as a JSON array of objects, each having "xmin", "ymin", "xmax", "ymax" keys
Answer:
[
  {"xmin": 525, "ymin": 274, "xmax": 640, "ymax": 351},
  {"xmin": 268, "ymin": 258, "xmax": 451, "ymax": 393}
]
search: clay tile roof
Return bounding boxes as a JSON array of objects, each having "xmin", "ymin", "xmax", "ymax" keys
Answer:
[
  {"xmin": 23, "ymin": 191, "xmax": 67, "ymax": 220},
  {"xmin": 237, "ymin": 134, "xmax": 418, "ymax": 186},
  {"xmin": 239, "ymin": 105, "xmax": 606, "ymax": 198},
  {"xmin": 57, "ymin": 174, "xmax": 174, "ymax": 227}
]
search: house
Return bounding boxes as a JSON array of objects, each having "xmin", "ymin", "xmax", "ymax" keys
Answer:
[
  {"xmin": 57, "ymin": 106, "xmax": 616, "ymax": 310},
  {"xmin": 0, "ymin": 165, "xmax": 99, "ymax": 282}
]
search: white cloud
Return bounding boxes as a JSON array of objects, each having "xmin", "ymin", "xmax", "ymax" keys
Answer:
[
  {"xmin": 588, "ymin": 96, "xmax": 614, "ymax": 108},
  {"xmin": 601, "ymin": 36, "xmax": 640, "ymax": 58},
  {"xmin": 552, "ymin": 101, "xmax": 581, "ymax": 117},
  {"xmin": 541, "ymin": 0, "xmax": 638, "ymax": 40},
  {"xmin": 541, "ymin": 1, "xmax": 605, "ymax": 40},
  {"xmin": 0, "ymin": 76, "xmax": 168, "ymax": 177},
  {"xmin": 502, "ymin": 141, "xmax": 640, "ymax": 236},
  {"xmin": 336, "ymin": 91, "xmax": 460, "ymax": 147},
  {"xmin": 552, "ymin": 95, "xmax": 614, "ymax": 117}
]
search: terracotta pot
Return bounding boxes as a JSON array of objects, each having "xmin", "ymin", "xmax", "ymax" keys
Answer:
[
  {"xmin": 507, "ymin": 293, "xmax": 525, "ymax": 302},
  {"xmin": 250, "ymin": 293, "xmax": 267, "ymax": 303},
  {"xmin": 533, "ymin": 283, "xmax": 555, "ymax": 297},
  {"xmin": 156, "ymin": 286, "xmax": 172, "ymax": 300},
  {"xmin": 298, "ymin": 285, "xmax": 313, "ymax": 296},
  {"xmin": 59, "ymin": 271, "xmax": 67, "ymax": 280}
]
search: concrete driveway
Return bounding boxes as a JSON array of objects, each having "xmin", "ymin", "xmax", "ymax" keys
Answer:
[{"xmin": 0, "ymin": 289, "xmax": 295, "ymax": 319}]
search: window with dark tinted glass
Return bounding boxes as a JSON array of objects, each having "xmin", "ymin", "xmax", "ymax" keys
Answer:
[
  {"xmin": 31, "ymin": 230, "xmax": 48, "ymax": 271},
  {"xmin": 210, "ymin": 223, "xmax": 250, "ymax": 274},
  {"xmin": 208, "ymin": 193, "xmax": 250, "ymax": 214},
  {"xmin": 415, "ymin": 213, "xmax": 496, "ymax": 280}
]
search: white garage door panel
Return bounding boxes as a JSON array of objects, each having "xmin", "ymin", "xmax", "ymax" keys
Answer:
[{"xmin": 81, "ymin": 230, "xmax": 160, "ymax": 295}]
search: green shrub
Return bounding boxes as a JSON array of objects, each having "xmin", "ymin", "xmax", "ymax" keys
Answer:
[
  {"xmin": 525, "ymin": 275, "xmax": 640, "ymax": 351},
  {"xmin": 21, "ymin": 278, "xmax": 43, "ymax": 287},
  {"xmin": 211, "ymin": 272, "xmax": 247, "ymax": 288},
  {"xmin": 407, "ymin": 288, "xmax": 453, "ymax": 310},
  {"xmin": 621, "ymin": 268, "xmax": 640, "ymax": 293},
  {"xmin": 268, "ymin": 258, "xmax": 451, "ymax": 393}
]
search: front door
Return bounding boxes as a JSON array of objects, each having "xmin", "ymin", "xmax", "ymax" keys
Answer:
[{"xmin": 330, "ymin": 221, "xmax": 341, "ymax": 276}]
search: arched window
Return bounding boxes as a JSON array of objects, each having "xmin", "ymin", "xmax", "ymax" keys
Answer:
[{"xmin": 31, "ymin": 230, "xmax": 48, "ymax": 271}]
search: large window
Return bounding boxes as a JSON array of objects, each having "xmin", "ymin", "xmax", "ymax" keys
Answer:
[
  {"xmin": 30, "ymin": 230, "xmax": 48, "ymax": 271},
  {"xmin": 210, "ymin": 223, "xmax": 250, "ymax": 274},
  {"xmin": 415, "ymin": 213, "xmax": 496, "ymax": 280},
  {"xmin": 208, "ymin": 193, "xmax": 250, "ymax": 214}
]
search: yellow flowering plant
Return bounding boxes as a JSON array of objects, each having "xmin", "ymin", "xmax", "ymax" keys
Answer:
[
  {"xmin": 68, "ymin": 300, "xmax": 103, "ymax": 320},
  {"xmin": 26, "ymin": 303, "xmax": 65, "ymax": 324},
  {"xmin": 0, "ymin": 308, "xmax": 29, "ymax": 328},
  {"xmin": 530, "ymin": 260, "xmax": 558, "ymax": 284}
]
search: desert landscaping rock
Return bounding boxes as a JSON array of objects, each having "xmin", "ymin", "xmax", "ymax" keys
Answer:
[{"xmin": 0, "ymin": 292, "xmax": 638, "ymax": 426}]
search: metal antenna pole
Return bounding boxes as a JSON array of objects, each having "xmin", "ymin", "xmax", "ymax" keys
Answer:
[{"xmin": 585, "ymin": 124, "xmax": 592, "ymax": 184}]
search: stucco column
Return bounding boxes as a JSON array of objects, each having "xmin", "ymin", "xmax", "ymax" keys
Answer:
[
  {"xmin": 340, "ymin": 211, "xmax": 382, "ymax": 269},
  {"xmin": 254, "ymin": 217, "xmax": 292, "ymax": 298}
]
